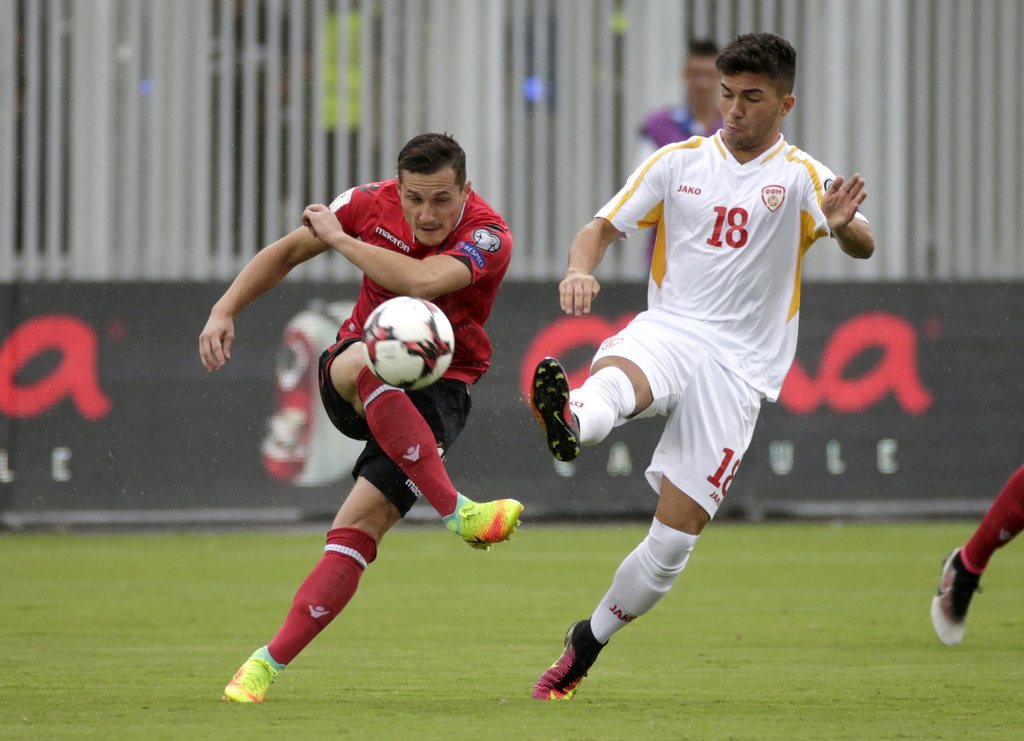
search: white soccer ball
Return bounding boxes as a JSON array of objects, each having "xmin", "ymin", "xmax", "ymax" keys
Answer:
[{"xmin": 361, "ymin": 296, "xmax": 455, "ymax": 390}]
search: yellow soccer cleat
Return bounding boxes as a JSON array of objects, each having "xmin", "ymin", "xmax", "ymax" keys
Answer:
[
  {"xmin": 222, "ymin": 657, "xmax": 278, "ymax": 703},
  {"xmin": 445, "ymin": 496, "xmax": 524, "ymax": 550}
]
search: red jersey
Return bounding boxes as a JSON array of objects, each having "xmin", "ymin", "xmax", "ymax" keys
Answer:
[{"xmin": 328, "ymin": 179, "xmax": 513, "ymax": 384}]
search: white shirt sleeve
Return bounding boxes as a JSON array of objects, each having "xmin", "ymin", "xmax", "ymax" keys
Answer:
[{"xmin": 596, "ymin": 148, "xmax": 673, "ymax": 236}]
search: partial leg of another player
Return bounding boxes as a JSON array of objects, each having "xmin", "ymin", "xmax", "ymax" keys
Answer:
[{"xmin": 931, "ymin": 464, "xmax": 1024, "ymax": 645}]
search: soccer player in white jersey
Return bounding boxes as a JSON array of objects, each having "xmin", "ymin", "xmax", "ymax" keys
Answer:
[{"xmin": 530, "ymin": 32, "xmax": 875, "ymax": 700}]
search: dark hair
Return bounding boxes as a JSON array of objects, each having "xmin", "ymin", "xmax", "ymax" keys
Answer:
[
  {"xmin": 396, "ymin": 133, "xmax": 467, "ymax": 187},
  {"xmin": 716, "ymin": 33, "xmax": 796, "ymax": 93},
  {"xmin": 688, "ymin": 37, "xmax": 719, "ymax": 58}
]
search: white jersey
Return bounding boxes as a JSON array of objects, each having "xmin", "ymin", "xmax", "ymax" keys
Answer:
[{"xmin": 598, "ymin": 131, "xmax": 862, "ymax": 401}]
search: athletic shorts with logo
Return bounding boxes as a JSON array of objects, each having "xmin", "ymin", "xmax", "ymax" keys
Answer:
[
  {"xmin": 589, "ymin": 315, "xmax": 762, "ymax": 518},
  {"xmin": 318, "ymin": 339, "xmax": 471, "ymax": 516}
]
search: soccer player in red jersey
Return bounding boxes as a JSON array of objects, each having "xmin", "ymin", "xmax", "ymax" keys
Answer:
[
  {"xmin": 931, "ymin": 464, "xmax": 1024, "ymax": 645},
  {"xmin": 199, "ymin": 133, "xmax": 522, "ymax": 702}
]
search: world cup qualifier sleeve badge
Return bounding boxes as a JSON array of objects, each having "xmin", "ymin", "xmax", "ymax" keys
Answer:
[
  {"xmin": 472, "ymin": 227, "xmax": 502, "ymax": 252},
  {"xmin": 761, "ymin": 185, "xmax": 785, "ymax": 212}
]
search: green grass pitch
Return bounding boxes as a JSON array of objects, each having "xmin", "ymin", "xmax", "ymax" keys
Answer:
[{"xmin": 2, "ymin": 522, "xmax": 1022, "ymax": 739}]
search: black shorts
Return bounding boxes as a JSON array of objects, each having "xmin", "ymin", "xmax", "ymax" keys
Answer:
[{"xmin": 318, "ymin": 340, "xmax": 472, "ymax": 516}]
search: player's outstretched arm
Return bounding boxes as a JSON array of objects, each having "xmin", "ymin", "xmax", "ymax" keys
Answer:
[
  {"xmin": 199, "ymin": 227, "xmax": 327, "ymax": 372},
  {"xmin": 822, "ymin": 174, "xmax": 875, "ymax": 259},
  {"xmin": 560, "ymin": 218, "xmax": 624, "ymax": 316}
]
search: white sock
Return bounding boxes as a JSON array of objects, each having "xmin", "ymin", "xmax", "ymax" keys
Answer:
[
  {"xmin": 589, "ymin": 518, "xmax": 698, "ymax": 643},
  {"xmin": 570, "ymin": 366, "xmax": 636, "ymax": 446}
]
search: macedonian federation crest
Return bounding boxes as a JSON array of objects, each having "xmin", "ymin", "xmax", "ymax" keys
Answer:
[{"xmin": 761, "ymin": 185, "xmax": 786, "ymax": 212}]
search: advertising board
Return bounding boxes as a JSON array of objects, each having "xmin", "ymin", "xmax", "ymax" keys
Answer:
[{"xmin": 2, "ymin": 282, "xmax": 1020, "ymax": 526}]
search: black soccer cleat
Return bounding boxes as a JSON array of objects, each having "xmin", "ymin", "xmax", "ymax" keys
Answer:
[
  {"xmin": 531, "ymin": 619, "xmax": 606, "ymax": 700},
  {"xmin": 530, "ymin": 357, "xmax": 581, "ymax": 462}
]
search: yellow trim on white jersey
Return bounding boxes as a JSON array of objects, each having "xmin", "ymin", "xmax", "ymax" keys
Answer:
[
  {"xmin": 761, "ymin": 138, "xmax": 788, "ymax": 164},
  {"xmin": 788, "ymin": 209, "xmax": 829, "ymax": 321},
  {"xmin": 645, "ymin": 202, "xmax": 667, "ymax": 286},
  {"xmin": 785, "ymin": 146, "xmax": 826, "ymax": 204},
  {"xmin": 594, "ymin": 132, "xmax": 840, "ymax": 400},
  {"xmin": 784, "ymin": 147, "xmax": 830, "ymax": 320},
  {"xmin": 713, "ymin": 135, "xmax": 728, "ymax": 159},
  {"xmin": 606, "ymin": 138, "xmax": 704, "ymax": 222}
]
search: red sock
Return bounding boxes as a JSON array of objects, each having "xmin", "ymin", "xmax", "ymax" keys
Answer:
[
  {"xmin": 266, "ymin": 527, "xmax": 377, "ymax": 665},
  {"xmin": 961, "ymin": 465, "xmax": 1024, "ymax": 574},
  {"xmin": 356, "ymin": 367, "xmax": 458, "ymax": 517}
]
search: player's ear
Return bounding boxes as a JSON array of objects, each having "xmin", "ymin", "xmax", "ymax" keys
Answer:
[
  {"xmin": 462, "ymin": 179, "xmax": 473, "ymax": 198},
  {"xmin": 780, "ymin": 93, "xmax": 796, "ymax": 118}
]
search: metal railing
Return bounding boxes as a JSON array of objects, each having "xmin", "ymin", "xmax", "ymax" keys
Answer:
[{"xmin": 1, "ymin": 0, "xmax": 1022, "ymax": 282}]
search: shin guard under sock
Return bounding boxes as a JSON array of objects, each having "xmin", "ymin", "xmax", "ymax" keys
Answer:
[
  {"xmin": 356, "ymin": 367, "xmax": 458, "ymax": 516},
  {"xmin": 589, "ymin": 518, "xmax": 697, "ymax": 643},
  {"xmin": 266, "ymin": 527, "xmax": 377, "ymax": 665}
]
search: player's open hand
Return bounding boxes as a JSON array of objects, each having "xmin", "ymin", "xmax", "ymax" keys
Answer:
[
  {"xmin": 559, "ymin": 270, "xmax": 601, "ymax": 316},
  {"xmin": 822, "ymin": 173, "xmax": 867, "ymax": 233},
  {"xmin": 199, "ymin": 312, "xmax": 235, "ymax": 372}
]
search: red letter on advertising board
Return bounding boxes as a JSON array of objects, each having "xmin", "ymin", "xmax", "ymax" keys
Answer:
[
  {"xmin": 521, "ymin": 310, "xmax": 932, "ymax": 417},
  {"xmin": 780, "ymin": 312, "xmax": 932, "ymax": 415},
  {"xmin": 0, "ymin": 315, "xmax": 112, "ymax": 420},
  {"xmin": 519, "ymin": 314, "xmax": 636, "ymax": 403}
]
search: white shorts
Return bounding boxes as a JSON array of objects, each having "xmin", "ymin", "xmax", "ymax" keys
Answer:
[{"xmin": 592, "ymin": 317, "xmax": 762, "ymax": 518}]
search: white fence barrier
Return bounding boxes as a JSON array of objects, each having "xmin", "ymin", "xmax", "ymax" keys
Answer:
[{"xmin": 1, "ymin": 0, "xmax": 1022, "ymax": 282}]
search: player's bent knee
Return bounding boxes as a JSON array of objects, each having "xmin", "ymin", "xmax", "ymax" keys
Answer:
[
  {"xmin": 333, "ymin": 478, "xmax": 403, "ymax": 538},
  {"xmin": 572, "ymin": 366, "xmax": 638, "ymax": 445},
  {"xmin": 319, "ymin": 345, "xmax": 372, "ymax": 441},
  {"xmin": 330, "ymin": 344, "xmax": 368, "ymax": 407},
  {"xmin": 655, "ymin": 488, "xmax": 710, "ymax": 535},
  {"xmin": 591, "ymin": 357, "xmax": 653, "ymax": 412}
]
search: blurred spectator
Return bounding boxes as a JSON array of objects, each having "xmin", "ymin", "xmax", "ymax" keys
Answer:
[{"xmin": 635, "ymin": 38, "xmax": 721, "ymax": 165}]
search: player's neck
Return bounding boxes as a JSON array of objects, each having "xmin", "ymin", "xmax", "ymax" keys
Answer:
[{"xmin": 722, "ymin": 132, "xmax": 782, "ymax": 165}]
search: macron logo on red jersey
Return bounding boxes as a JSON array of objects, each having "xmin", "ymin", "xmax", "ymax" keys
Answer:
[{"xmin": 375, "ymin": 226, "xmax": 411, "ymax": 253}]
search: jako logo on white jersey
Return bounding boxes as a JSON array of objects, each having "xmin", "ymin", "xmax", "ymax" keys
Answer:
[{"xmin": 375, "ymin": 226, "xmax": 411, "ymax": 252}]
